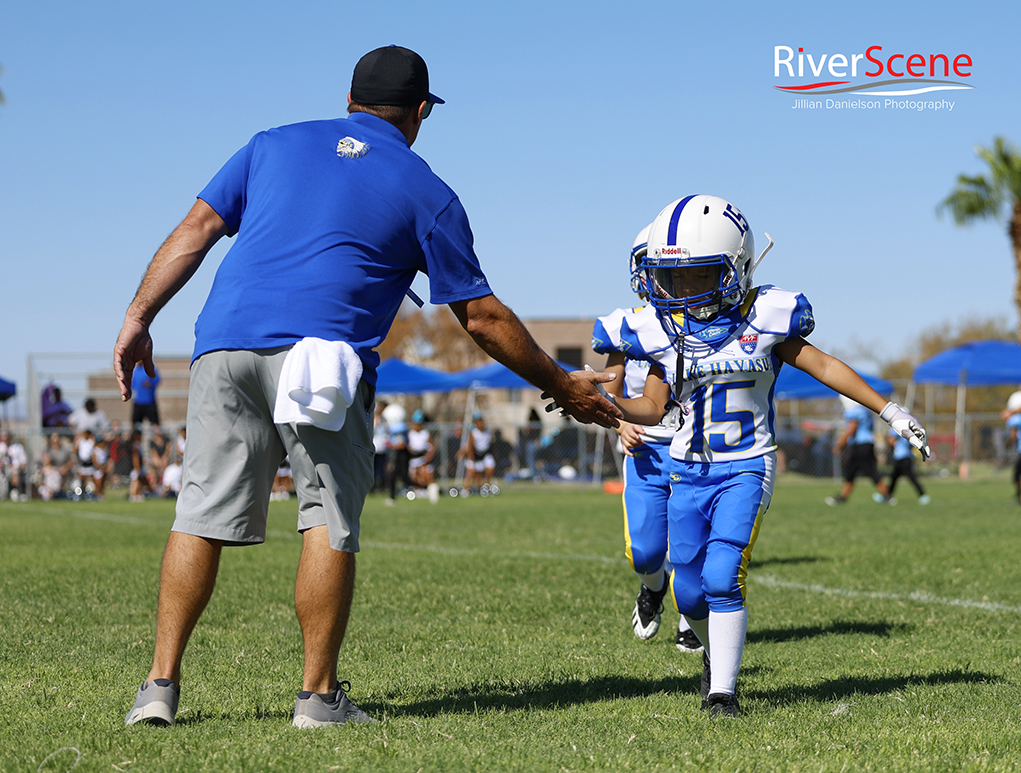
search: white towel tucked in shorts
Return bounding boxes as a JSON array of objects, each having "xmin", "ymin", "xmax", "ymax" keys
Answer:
[{"xmin": 273, "ymin": 338, "xmax": 363, "ymax": 431}]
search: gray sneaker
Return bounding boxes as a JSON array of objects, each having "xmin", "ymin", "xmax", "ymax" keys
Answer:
[
  {"xmin": 292, "ymin": 681, "xmax": 376, "ymax": 727},
  {"xmin": 125, "ymin": 679, "xmax": 180, "ymax": 726}
]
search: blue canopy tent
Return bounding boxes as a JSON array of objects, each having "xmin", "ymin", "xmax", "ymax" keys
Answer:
[
  {"xmin": 446, "ymin": 361, "xmax": 582, "ymax": 391},
  {"xmin": 374, "ymin": 358, "xmax": 460, "ymax": 395},
  {"xmin": 912, "ymin": 340, "xmax": 1021, "ymax": 386},
  {"xmin": 910, "ymin": 340, "xmax": 1021, "ymax": 458},
  {"xmin": 774, "ymin": 366, "xmax": 893, "ymax": 401},
  {"xmin": 445, "ymin": 360, "xmax": 606, "ymax": 484}
]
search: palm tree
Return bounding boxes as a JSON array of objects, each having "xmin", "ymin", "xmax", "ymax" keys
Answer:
[{"xmin": 939, "ymin": 136, "xmax": 1021, "ymax": 341}]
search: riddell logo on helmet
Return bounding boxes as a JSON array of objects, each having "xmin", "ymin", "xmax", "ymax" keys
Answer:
[
  {"xmin": 774, "ymin": 45, "xmax": 974, "ymax": 112},
  {"xmin": 660, "ymin": 247, "xmax": 686, "ymax": 256}
]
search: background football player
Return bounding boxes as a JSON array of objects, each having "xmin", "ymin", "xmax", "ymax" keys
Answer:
[{"xmin": 591, "ymin": 225, "xmax": 702, "ymax": 653}]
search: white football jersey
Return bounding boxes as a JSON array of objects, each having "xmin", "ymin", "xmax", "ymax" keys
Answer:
[
  {"xmin": 601, "ymin": 286, "xmax": 815, "ymax": 463},
  {"xmin": 408, "ymin": 428, "xmax": 431, "ymax": 456},
  {"xmin": 470, "ymin": 427, "xmax": 492, "ymax": 454},
  {"xmin": 592, "ymin": 304, "xmax": 676, "ymax": 443}
]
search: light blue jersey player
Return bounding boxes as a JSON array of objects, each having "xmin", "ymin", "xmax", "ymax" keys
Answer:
[
  {"xmin": 825, "ymin": 397, "xmax": 894, "ymax": 505},
  {"xmin": 1007, "ymin": 412, "xmax": 1021, "ymax": 503},
  {"xmin": 592, "ymin": 227, "xmax": 702, "ymax": 653},
  {"xmin": 610, "ymin": 195, "xmax": 931, "ymax": 717},
  {"xmin": 886, "ymin": 428, "xmax": 929, "ymax": 504}
]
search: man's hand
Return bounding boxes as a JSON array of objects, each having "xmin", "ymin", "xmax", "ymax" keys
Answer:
[
  {"xmin": 541, "ymin": 369, "xmax": 622, "ymax": 428},
  {"xmin": 114, "ymin": 317, "xmax": 155, "ymax": 402},
  {"xmin": 880, "ymin": 401, "xmax": 931, "ymax": 460}
]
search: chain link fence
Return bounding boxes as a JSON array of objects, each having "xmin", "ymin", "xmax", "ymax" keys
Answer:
[{"xmin": 0, "ymin": 353, "xmax": 1015, "ymax": 501}]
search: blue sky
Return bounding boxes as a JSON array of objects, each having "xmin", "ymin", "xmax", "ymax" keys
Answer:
[{"xmin": 1, "ymin": 0, "xmax": 1018, "ymax": 418}]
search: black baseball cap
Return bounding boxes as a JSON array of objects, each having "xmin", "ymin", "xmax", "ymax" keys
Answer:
[{"xmin": 351, "ymin": 45, "xmax": 445, "ymax": 107}]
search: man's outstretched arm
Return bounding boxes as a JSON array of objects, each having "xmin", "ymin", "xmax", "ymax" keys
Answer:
[
  {"xmin": 449, "ymin": 294, "xmax": 622, "ymax": 429},
  {"xmin": 114, "ymin": 199, "xmax": 230, "ymax": 401}
]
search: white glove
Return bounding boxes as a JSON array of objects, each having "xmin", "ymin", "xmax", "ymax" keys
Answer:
[{"xmin": 880, "ymin": 401, "xmax": 931, "ymax": 460}]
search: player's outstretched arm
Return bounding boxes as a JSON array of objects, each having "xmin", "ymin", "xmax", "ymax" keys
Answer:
[
  {"xmin": 611, "ymin": 363, "xmax": 671, "ymax": 429},
  {"xmin": 449, "ymin": 295, "xmax": 622, "ymax": 428},
  {"xmin": 114, "ymin": 200, "xmax": 229, "ymax": 401},
  {"xmin": 776, "ymin": 337, "xmax": 931, "ymax": 459}
]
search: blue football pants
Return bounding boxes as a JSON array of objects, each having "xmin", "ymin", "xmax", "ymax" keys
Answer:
[{"xmin": 666, "ymin": 454, "xmax": 775, "ymax": 618}]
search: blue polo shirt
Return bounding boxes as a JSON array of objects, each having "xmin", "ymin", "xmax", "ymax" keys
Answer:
[{"xmin": 194, "ymin": 112, "xmax": 490, "ymax": 385}]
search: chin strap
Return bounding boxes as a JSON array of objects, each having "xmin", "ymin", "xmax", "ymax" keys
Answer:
[{"xmin": 664, "ymin": 328, "xmax": 687, "ymax": 430}]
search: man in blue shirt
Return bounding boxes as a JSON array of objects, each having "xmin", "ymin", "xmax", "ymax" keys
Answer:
[
  {"xmin": 115, "ymin": 45, "xmax": 620, "ymax": 729},
  {"xmin": 130, "ymin": 363, "xmax": 160, "ymax": 426}
]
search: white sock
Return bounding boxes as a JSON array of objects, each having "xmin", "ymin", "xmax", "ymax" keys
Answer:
[
  {"xmin": 683, "ymin": 615, "xmax": 710, "ymax": 656},
  {"xmin": 637, "ymin": 566, "xmax": 665, "ymax": 592},
  {"xmin": 708, "ymin": 608, "xmax": 748, "ymax": 696}
]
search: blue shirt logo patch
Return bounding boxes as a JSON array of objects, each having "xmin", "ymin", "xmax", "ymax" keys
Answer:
[{"xmin": 740, "ymin": 334, "xmax": 758, "ymax": 354}]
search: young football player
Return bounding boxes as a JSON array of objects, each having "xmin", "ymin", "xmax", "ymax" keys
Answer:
[
  {"xmin": 825, "ymin": 396, "xmax": 895, "ymax": 506},
  {"xmin": 1007, "ymin": 411, "xmax": 1021, "ymax": 504},
  {"xmin": 604, "ymin": 195, "xmax": 930, "ymax": 717},
  {"xmin": 592, "ymin": 225, "xmax": 702, "ymax": 653},
  {"xmin": 885, "ymin": 427, "xmax": 930, "ymax": 504}
]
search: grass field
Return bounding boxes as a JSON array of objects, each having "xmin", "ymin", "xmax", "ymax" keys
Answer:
[{"xmin": 4, "ymin": 475, "xmax": 1021, "ymax": 772}]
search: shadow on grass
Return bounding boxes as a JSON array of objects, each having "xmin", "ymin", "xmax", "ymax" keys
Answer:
[
  {"xmin": 165, "ymin": 667, "xmax": 998, "ymax": 723},
  {"xmin": 382, "ymin": 673, "xmax": 700, "ymax": 718},
  {"xmin": 750, "ymin": 556, "xmax": 823, "ymax": 568},
  {"xmin": 748, "ymin": 619, "xmax": 911, "ymax": 644},
  {"xmin": 749, "ymin": 668, "xmax": 999, "ymax": 707}
]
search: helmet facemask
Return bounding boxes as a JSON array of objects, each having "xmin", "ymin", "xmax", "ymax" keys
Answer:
[{"xmin": 645, "ymin": 251, "xmax": 743, "ymax": 324}]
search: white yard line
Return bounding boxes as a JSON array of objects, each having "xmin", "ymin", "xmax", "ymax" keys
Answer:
[
  {"xmin": 751, "ymin": 573, "xmax": 1021, "ymax": 615},
  {"xmin": 14, "ymin": 503, "xmax": 157, "ymax": 526},
  {"xmin": 16, "ymin": 505, "xmax": 1020, "ymax": 614}
]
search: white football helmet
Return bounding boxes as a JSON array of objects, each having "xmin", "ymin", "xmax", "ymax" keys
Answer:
[
  {"xmin": 643, "ymin": 195, "xmax": 755, "ymax": 324},
  {"xmin": 628, "ymin": 224, "xmax": 652, "ymax": 295}
]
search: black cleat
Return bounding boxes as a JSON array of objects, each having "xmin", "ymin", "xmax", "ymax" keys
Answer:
[
  {"xmin": 631, "ymin": 582, "xmax": 669, "ymax": 640},
  {"xmin": 701, "ymin": 692, "xmax": 741, "ymax": 718}
]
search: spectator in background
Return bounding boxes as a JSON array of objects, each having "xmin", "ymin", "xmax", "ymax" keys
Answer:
[
  {"xmin": 92, "ymin": 434, "xmax": 111, "ymax": 500},
  {"xmin": 371, "ymin": 401, "xmax": 389, "ymax": 493},
  {"xmin": 407, "ymin": 410, "xmax": 439, "ymax": 503},
  {"xmin": 518, "ymin": 407, "xmax": 542, "ymax": 478},
  {"xmin": 108, "ymin": 421, "xmax": 133, "ymax": 487},
  {"xmin": 42, "ymin": 384, "xmax": 73, "ymax": 428},
  {"xmin": 74, "ymin": 428, "xmax": 97, "ymax": 498},
  {"xmin": 37, "ymin": 454, "xmax": 66, "ymax": 501},
  {"xmin": 162, "ymin": 453, "xmax": 183, "ymax": 498},
  {"xmin": 175, "ymin": 427, "xmax": 187, "ymax": 462},
  {"xmin": 131, "ymin": 364, "xmax": 161, "ymax": 426},
  {"xmin": 460, "ymin": 412, "xmax": 497, "ymax": 496},
  {"xmin": 69, "ymin": 397, "xmax": 111, "ymax": 434},
  {"xmin": 385, "ymin": 406, "xmax": 412, "ymax": 506},
  {"xmin": 44, "ymin": 432, "xmax": 75, "ymax": 493},
  {"xmin": 271, "ymin": 455, "xmax": 293, "ymax": 501},
  {"xmin": 148, "ymin": 427, "xmax": 171, "ymax": 492},
  {"xmin": 1, "ymin": 432, "xmax": 27, "ymax": 500},
  {"xmin": 128, "ymin": 428, "xmax": 150, "ymax": 503}
]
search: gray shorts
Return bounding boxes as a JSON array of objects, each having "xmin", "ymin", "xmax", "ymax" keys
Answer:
[{"xmin": 172, "ymin": 347, "xmax": 375, "ymax": 552}]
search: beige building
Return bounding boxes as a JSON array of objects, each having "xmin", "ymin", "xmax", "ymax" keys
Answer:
[{"xmin": 81, "ymin": 318, "xmax": 601, "ymax": 430}]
